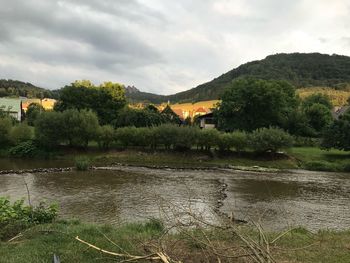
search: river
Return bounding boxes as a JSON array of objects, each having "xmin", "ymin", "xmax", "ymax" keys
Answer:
[{"xmin": 0, "ymin": 162, "xmax": 349, "ymax": 231}]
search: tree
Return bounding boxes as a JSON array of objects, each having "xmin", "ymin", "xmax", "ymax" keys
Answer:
[
  {"xmin": 249, "ymin": 127, "xmax": 293, "ymax": 153},
  {"xmin": 304, "ymin": 103, "xmax": 332, "ymax": 133},
  {"xmin": 97, "ymin": 125, "xmax": 115, "ymax": 149},
  {"xmin": 26, "ymin": 103, "xmax": 44, "ymax": 126},
  {"xmin": 216, "ymin": 78, "xmax": 298, "ymax": 131},
  {"xmin": 10, "ymin": 123, "xmax": 33, "ymax": 144},
  {"xmin": 0, "ymin": 117, "xmax": 13, "ymax": 146},
  {"xmin": 322, "ymin": 113, "xmax": 350, "ymax": 151},
  {"xmin": 35, "ymin": 111, "xmax": 64, "ymax": 148},
  {"xmin": 114, "ymin": 107, "xmax": 170, "ymax": 127},
  {"xmin": 61, "ymin": 109, "xmax": 99, "ymax": 148},
  {"xmin": 56, "ymin": 80, "xmax": 126, "ymax": 124},
  {"xmin": 302, "ymin": 93, "xmax": 333, "ymax": 110}
]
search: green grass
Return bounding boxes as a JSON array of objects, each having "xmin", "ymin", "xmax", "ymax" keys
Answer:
[{"xmin": 1, "ymin": 221, "xmax": 349, "ymax": 263}]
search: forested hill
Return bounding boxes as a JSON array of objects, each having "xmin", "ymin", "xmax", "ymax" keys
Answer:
[
  {"xmin": 0, "ymin": 79, "xmax": 57, "ymax": 99},
  {"xmin": 127, "ymin": 53, "xmax": 350, "ymax": 103}
]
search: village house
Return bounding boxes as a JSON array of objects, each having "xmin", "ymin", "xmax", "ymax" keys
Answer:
[
  {"xmin": 21, "ymin": 98, "xmax": 56, "ymax": 112},
  {"xmin": 0, "ymin": 98, "xmax": 22, "ymax": 121},
  {"xmin": 197, "ymin": 112, "xmax": 216, "ymax": 129}
]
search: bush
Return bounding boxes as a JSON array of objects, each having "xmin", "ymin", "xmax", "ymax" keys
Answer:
[
  {"xmin": 217, "ymin": 133, "xmax": 232, "ymax": 151},
  {"xmin": 0, "ymin": 117, "xmax": 13, "ymax": 146},
  {"xmin": 303, "ymin": 161, "xmax": 338, "ymax": 172},
  {"xmin": 229, "ymin": 131, "xmax": 248, "ymax": 152},
  {"xmin": 197, "ymin": 129, "xmax": 220, "ymax": 151},
  {"xmin": 0, "ymin": 197, "xmax": 58, "ymax": 240},
  {"xmin": 75, "ymin": 156, "xmax": 91, "ymax": 171},
  {"xmin": 115, "ymin": 126, "xmax": 138, "ymax": 149},
  {"xmin": 250, "ymin": 127, "xmax": 293, "ymax": 153},
  {"xmin": 97, "ymin": 125, "xmax": 115, "ymax": 149},
  {"xmin": 342, "ymin": 163, "xmax": 350, "ymax": 172},
  {"xmin": 174, "ymin": 126, "xmax": 199, "ymax": 151},
  {"xmin": 10, "ymin": 123, "xmax": 33, "ymax": 145},
  {"xmin": 8, "ymin": 141, "xmax": 38, "ymax": 158},
  {"xmin": 35, "ymin": 111, "xmax": 64, "ymax": 148},
  {"xmin": 154, "ymin": 124, "xmax": 179, "ymax": 150}
]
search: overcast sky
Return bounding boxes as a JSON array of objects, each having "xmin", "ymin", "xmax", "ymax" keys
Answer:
[{"xmin": 0, "ymin": 0, "xmax": 350, "ymax": 94}]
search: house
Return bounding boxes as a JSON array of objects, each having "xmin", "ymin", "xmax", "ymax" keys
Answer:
[
  {"xmin": 0, "ymin": 98, "xmax": 22, "ymax": 121},
  {"xmin": 197, "ymin": 112, "xmax": 216, "ymax": 129},
  {"xmin": 22, "ymin": 98, "xmax": 57, "ymax": 112},
  {"xmin": 332, "ymin": 106, "xmax": 350, "ymax": 119}
]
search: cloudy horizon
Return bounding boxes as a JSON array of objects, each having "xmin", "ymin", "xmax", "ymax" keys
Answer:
[{"xmin": 0, "ymin": 0, "xmax": 350, "ymax": 95}]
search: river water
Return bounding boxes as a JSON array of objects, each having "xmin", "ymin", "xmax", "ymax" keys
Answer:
[{"xmin": 0, "ymin": 162, "xmax": 349, "ymax": 231}]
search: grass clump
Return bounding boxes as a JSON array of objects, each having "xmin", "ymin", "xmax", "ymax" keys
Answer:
[
  {"xmin": 303, "ymin": 160, "xmax": 338, "ymax": 172},
  {"xmin": 75, "ymin": 156, "xmax": 91, "ymax": 171}
]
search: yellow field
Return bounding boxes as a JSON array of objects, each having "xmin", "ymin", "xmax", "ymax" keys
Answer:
[{"xmin": 297, "ymin": 87, "xmax": 350, "ymax": 106}]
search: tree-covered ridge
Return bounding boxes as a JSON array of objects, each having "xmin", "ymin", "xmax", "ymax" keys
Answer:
[
  {"xmin": 0, "ymin": 79, "xmax": 57, "ymax": 99},
  {"xmin": 127, "ymin": 53, "xmax": 350, "ymax": 103}
]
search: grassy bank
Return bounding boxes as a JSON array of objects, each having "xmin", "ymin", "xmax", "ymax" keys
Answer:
[
  {"xmin": 1, "ymin": 220, "xmax": 349, "ymax": 263},
  {"xmin": 0, "ymin": 146, "xmax": 349, "ymax": 173}
]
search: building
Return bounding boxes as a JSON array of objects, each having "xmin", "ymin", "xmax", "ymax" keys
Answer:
[
  {"xmin": 197, "ymin": 112, "xmax": 216, "ymax": 129},
  {"xmin": 0, "ymin": 98, "xmax": 22, "ymax": 121},
  {"xmin": 22, "ymin": 98, "xmax": 57, "ymax": 112},
  {"xmin": 332, "ymin": 106, "xmax": 350, "ymax": 119}
]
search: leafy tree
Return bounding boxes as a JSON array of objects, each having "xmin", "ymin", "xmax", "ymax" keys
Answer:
[
  {"xmin": 197, "ymin": 129, "xmax": 220, "ymax": 151},
  {"xmin": 115, "ymin": 107, "xmax": 170, "ymax": 127},
  {"xmin": 61, "ymin": 109, "xmax": 99, "ymax": 148},
  {"xmin": 217, "ymin": 133, "xmax": 232, "ymax": 152},
  {"xmin": 35, "ymin": 111, "xmax": 64, "ymax": 148},
  {"xmin": 216, "ymin": 78, "xmax": 298, "ymax": 131},
  {"xmin": 154, "ymin": 124, "xmax": 179, "ymax": 150},
  {"xmin": 173, "ymin": 126, "xmax": 199, "ymax": 151},
  {"xmin": 115, "ymin": 126, "xmax": 138, "ymax": 149},
  {"xmin": 249, "ymin": 127, "xmax": 293, "ymax": 153},
  {"xmin": 302, "ymin": 93, "xmax": 333, "ymax": 110},
  {"xmin": 26, "ymin": 103, "xmax": 44, "ymax": 126},
  {"xmin": 57, "ymin": 80, "xmax": 126, "ymax": 124},
  {"xmin": 229, "ymin": 131, "xmax": 248, "ymax": 153},
  {"xmin": 304, "ymin": 103, "xmax": 332, "ymax": 133},
  {"xmin": 97, "ymin": 125, "xmax": 115, "ymax": 149},
  {"xmin": 322, "ymin": 113, "xmax": 350, "ymax": 151},
  {"xmin": 10, "ymin": 123, "xmax": 33, "ymax": 144},
  {"xmin": 0, "ymin": 117, "xmax": 13, "ymax": 146}
]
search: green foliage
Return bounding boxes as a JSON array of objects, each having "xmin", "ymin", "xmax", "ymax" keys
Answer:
[
  {"xmin": 0, "ymin": 197, "xmax": 57, "ymax": 240},
  {"xmin": 61, "ymin": 109, "xmax": 100, "ymax": 148},
  {"xmin": 97, "ymin": 125, "xmax": 115, "ymax": 149},
  {"xmin": 34, "ymin": 111, "xmax": 64, "ymax": 148},
  {"xmin": 0, "ymin": 117, "xmax": 13, "ymax": 146},
  {"xmin": 216, "ymin": 78, "xmax": 298, "ymax": 131},
  {"xmin": 173, "ymin": 126, "xmax": 199, "ymax": 151},
  {"xmin": 8, "ymin": 141, "xmax": 38, "ymax": 158},
  {"xmin": 250, "ymin": 127, "xmax": 294, "ymax": 153},
  {"xmin": 26, "ymin": 103, "xmax": 44, "ymax": 126},
  {"xmin": 229, "ymin": 131, "xmax": 248, "ymax": 152},
  {"xmin": 154, "ymin": 124, "xmax": 179, "ymax": 150},
  {"xmin": 10, "ymin": 123, "xmax": 33, "ymax": 144},
  {"xmin": 217, "ymin": 133, "xmax": 232, "ymax": 151},
  {"xmin": 75, "ymin": 156, "xmax": 91, "ymax": 171},
  {"xmin": 57, "ymin": 80, "xmax": 126, "ymax": 124},
  {"xmin": 197, "ymin": 129, "xmax": 220, "ymax": 151},
  {"xmin": 115, "ymin": 107, "xmax": 170, "ymax": 127},
  {"xmin": 322, "ymin": 113, "xmax": 350, "ymax": 151},
  {"xmin": 302, "ymin": 93, "xmax": 333, "ymax": 110},
  {"xmin": 304, "ymin": 103, "xmax": 332, "ymax": 133},
  {"xmin": 115, "ymin": 126, "xmax": 137, "ymax": 149},
  {"xmin": 303, "ymin": 161, "xmax": 338, "ymax": 172}
]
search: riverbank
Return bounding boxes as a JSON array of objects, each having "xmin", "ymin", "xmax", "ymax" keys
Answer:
[
  {"xmin": 0, "ymin": 147, "xmax": 349, "ymax": 173},
  {"xmin": 1, "ymin": 220, "xmax": 349, "ymax": 263}
]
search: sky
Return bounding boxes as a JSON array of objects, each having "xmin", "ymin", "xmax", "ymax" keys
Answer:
[{"xmin": 0, "ymin": 0, "xmax": 350, "ymax": 95}]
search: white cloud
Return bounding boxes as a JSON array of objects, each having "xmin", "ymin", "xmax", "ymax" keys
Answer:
[{"xmin": 0, "ymin": 0, "xmax": 350, "ymax": 94}]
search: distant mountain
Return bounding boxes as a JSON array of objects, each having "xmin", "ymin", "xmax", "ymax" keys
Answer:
[
  {"xmin": 0, "ymin": 79, "xmax": 58, "ymax": 99},
  {"xmin": 127, "ymin": 53, "xmax": 350, "ymax": 103}
]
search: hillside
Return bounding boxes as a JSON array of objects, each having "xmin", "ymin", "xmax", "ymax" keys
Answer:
[
  {"xmin": 127, "ymin": 53, "xmax": 350, "ymax": 103},
  {"xmin": 0, "ymin": 79, "xmax": 57, "ymax": 99}
]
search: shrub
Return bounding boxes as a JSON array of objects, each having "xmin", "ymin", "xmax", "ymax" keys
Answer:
[
  {"xmin": 174, "ymin": 126, "xmax": 199, "ymax": 151},
  {"xmin": 0, "ymin": 197, "xmax": 58, "ymax": 240},
  {"xmin": 8, "ymin": 141, "xmax": 38, "ymax": 158},
  {"xmin": 115, "ymin": 126, "xmax": 138, "ymax": 149},
  {"xmin": 75, "ymin": 156, "xmax": 91, "ymax": 171},
  {"xmin": 35, "ymin": 111, "xmax": 64, "ymax": 148},
  {"xmin": 97, "ymin": 125, "xmax": 115, "ymax": 149},
  {"xmin": 155, "ymin": 124, "xmax": 179, "ymax": 150},
  {"xmin": 217, "ymin": 133, "xmax": 232, "ymax": 151},
  {"xmin": 10, "ymin": 123, "xmax": 33, "ymax": 145},
  {"xmin": 342, "ymin": 163, "xmax": 350, "ymax": 172},
  {"xmin": 134, "ymin": 127, "xmax": 152, "ymax": 148},
  {"xmin": 250, "ymin": 127, "xmax": 293, "ymax": 153},
  {"xmin": 303, "ymin": 161, "xmax": 338, "ymax": 172},
  {"xmin": 229, "ymin": 131, "xmax": 248, "ymax": 152},
  {"xmin": 0, "ymin": 117, "xmax": 13, "ymax": 146},
  {"xmin": 197, "ymin": 129, "xmax": 220, "ymax": 151}
]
